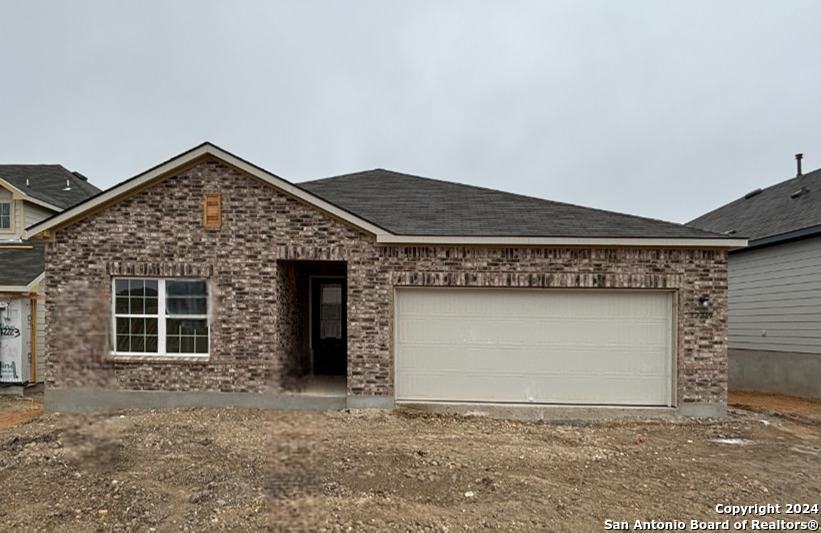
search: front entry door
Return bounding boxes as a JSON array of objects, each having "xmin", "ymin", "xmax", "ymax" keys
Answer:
[{"xmin": 311, "ymin": 277, "xmax": 347, "ymax": 375}]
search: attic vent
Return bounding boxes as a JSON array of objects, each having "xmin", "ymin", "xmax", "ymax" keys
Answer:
[
  {"xmin": 791, "ymin": 187, "xmax": 809, "ymax": 199},
  {"xmin": 71, "ymin": 171, "xmax": 88, "ymax": 182},
  {"xmin": 203, "ymin": 194, "xmax": 221, "ymax": 227},
  {"xmin": 743, "ymin": 188, "xmax": 762, "ymax": 199},
  {"xmin": 723, "ymin": 229, "xmax": 737, "ymax": 235}
]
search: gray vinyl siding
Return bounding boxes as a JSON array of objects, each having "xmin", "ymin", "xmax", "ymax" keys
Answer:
[
  {"xmin": 24, "ymin": 201, "xmax": 56, "ymax": 229},
  {"xmin": 729, "ymin": 236, "xmax": 821, "ymax": 354}
]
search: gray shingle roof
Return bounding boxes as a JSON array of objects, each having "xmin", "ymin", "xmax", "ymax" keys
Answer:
[
  {"xmin": 0, "ymin": 242, "xmax": 44, "ymax": 287},
  {"xmin": 0, "ymin": 165, "xmax": 101, "ymax": 210},
  {"xmin": 688, "ymin": 167, "xmax": 821, "ymax": 242},
  {"xmin": 299, "ymin": 169, "xmax": 728, "ymax": 239}
]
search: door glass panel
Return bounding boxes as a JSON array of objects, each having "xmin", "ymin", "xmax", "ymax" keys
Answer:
[
  {"xmin": 321, "ymin": 286, "xmax": 341, "ymax": 304},
  {"xmin": 320, "ymin": 284, "xmax": 342, "ymax": 340}
]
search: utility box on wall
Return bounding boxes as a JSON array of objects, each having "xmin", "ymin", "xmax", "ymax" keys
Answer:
[{"xmin": 0, "ymin": 299, "xmax": 32, "ymax": 384}]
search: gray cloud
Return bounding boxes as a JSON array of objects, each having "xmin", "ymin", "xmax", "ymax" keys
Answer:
[{"xmin": 2, "ymin": 1, "xmax": 820, "ymax": 223}]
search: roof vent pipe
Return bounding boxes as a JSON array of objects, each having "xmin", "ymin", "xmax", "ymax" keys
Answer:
[
  {"xmin": 63, "ymin": 179, "xmax": 71, "ymax": 191},
  {"xmin": 796, "ymin": 153, "xmax": 803, "ymax": 177}
]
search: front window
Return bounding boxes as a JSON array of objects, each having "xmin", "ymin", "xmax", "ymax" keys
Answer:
[
  {"xmin": 0, "ymin": 202, "xmax": 10, "ymax": 229},
  {"xmin": 113, "ymin": 278, "xmax": 209, "ymax": 356}
]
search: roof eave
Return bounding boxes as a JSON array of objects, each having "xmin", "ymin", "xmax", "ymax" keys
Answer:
[
  {"xmin": 0, "ymin": 272, "xmax": 44, "ymax": 293},
  {"xmin": 732, "ymin": 224, "xmax": 821, "ymax": 253},
  {"xmin": 375, "ymin": 235, "xmax": 749, "ymax": 248}
]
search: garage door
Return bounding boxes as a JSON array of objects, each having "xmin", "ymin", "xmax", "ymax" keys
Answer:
[{"xmin": 395, "ymin": 288, "xmax": 673, "ymax": 406}]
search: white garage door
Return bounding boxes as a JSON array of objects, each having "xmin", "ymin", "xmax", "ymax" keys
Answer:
[{"xmin": 395, "ymin": 288, "xmax": 673, "ymax": 406}]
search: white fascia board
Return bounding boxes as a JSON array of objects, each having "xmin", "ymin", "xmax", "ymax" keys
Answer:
[
  {"xmin": 0, "ymin": 178, "xmax": 26, "ymax": 200},
  {"xmin": 375, "ymin": 234, "xmax": 749, "ymax": 249},
  {"xmin": 25, "ymin": 143, "xmax": 388, "ymax": 240},
  {"xmin": 23, "ymin": 196, "xmax": 62, "ymax": 212},
  {"xmin": 0, "ymin": 285, "xmax": 32, "ymax": 293},
  {"xmin": 26, "ymin": 272, "xmax": 45, "ymax": 292}
]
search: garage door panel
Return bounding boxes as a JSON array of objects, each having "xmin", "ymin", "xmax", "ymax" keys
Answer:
[
  {"xmin": 395, "ymin": 289, "xmax": 673, "ymax": 406},
  {"xmin": 400, "ymin": 317, "xmax": 667, "ymax": 346}
]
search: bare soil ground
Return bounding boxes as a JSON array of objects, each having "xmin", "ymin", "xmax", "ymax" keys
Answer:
[{"xmin": 0, "ymin": 391, "xmax": 818, "ymax": 532}]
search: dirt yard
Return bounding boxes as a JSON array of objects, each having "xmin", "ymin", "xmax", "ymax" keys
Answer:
[{"xmin": 0, "ymin": 390, "xmax": 818, "ymax": 532}]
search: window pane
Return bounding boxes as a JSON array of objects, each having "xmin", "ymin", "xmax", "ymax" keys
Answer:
[
  {"xmin": 130, "ymin": 318, "xmax": 144, "ymax": 335},
  {"xmin": 145, "ymin": 318, "xmax": 158, "ymax": 335},
  {"xmin": 129, "ymin": 279, "xmax": 144, "ymax": 295},
  {"xmin": 166, "ymin": 318, "xmax": 208, "ymax": 354},
  {"xmin": 167, "ymin": 318, "xmax": 207, "ymax": 336},
  {"xmin": 145, "ymin": 335, "xmax": 158, "ymax": 353},
  {"xmin": 166, "ymin": 281, "xmax": 207, "ymax": 316},
  {"xmin": 167, "ymin": 280, "xmax": 206, "ymax": 296},
  {"xmin": 321, "ymin": 285, "xmax": 342, "ymax": 304},
  {"xmin": 166, "ymin": 296, "xmax": 207, "ymax": 315},
  {"xmin": 144, "ymin": 280, "xmax": 158, "ymax": 296},
  {"xmin": 179, "ymin": 337, "xmax": 194, "ymax": 354},
  {"xmin": 116, "ymin": 318, "xmax": 129, "ymax": 334},
  {"xmin": 115, "ymin": 279, "xmax": 130, "ymax": 297},
  {"xmin": 166, "ymin": 335, "xmax": 180, "ymax": 353},
  {"xmin": 115, "ymin": 297, "xmax": 129, "ymax": 315},
  {"xmin": 131, "ymin": 336, "xmax": 145, "ymax": 353},
  {"xmin": 145, "ymin": 297, "xmax": 158, "ymax": 314},
  {"xmin": 195, "ymin": 337, "xmax": 208, "ymax": 353},
  {"xmin": 117, "ymin": 335, "xmax": 130, "ymax": 352},
  {"xmin": 129, "ymin": 297, "xmax": 144, "ymax": 314},
  {"xmin": 0, "ymin": 203, "xmax": 9, "ymax": 229}
]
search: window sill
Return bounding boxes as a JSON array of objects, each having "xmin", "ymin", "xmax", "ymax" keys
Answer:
[{"xmin": 109, "ymin": 354, "xmax": 211, "ymax": 364}]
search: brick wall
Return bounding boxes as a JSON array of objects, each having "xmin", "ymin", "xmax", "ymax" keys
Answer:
[{"xmin": 45, "ymin": 159, "xmax": 729, "ymax": 404}]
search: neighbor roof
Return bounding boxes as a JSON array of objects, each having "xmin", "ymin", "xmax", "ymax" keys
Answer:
[
  {"xmin": 688, "ymin": 166, "xmax": 821, "ymax": 245},
  {"xmin": 300, "ymin": 169, "xmax": 732, "ymax": 240},
  {"xmin": 0, "ymin": 242, "xmax": 45, "ymax": 290},
  {"xmin": 0, "ymin": 165, "xmax": 101, "ymax": 210},
  {"xmin": 27, "ymin": 142, "xmax": 746, "ymax": 248}
]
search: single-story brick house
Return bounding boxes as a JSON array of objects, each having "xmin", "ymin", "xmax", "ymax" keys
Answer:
[{"xmin": 28, "ymin": 143, "xmax": 745, "ymax": 417}]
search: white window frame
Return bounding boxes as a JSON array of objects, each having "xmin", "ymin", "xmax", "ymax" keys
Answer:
[
  {"xmin": 0, "ymin": 201, "xmax": 12, "ymax": 231},
  {"xmin": 112, "ymin": 278, "xmax": 210, "ymax": 357}
]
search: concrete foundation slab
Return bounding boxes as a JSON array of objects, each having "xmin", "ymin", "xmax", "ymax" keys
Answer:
[
  {"xmin": 346, "ymin": 395, "xmax": 395, "ymax": 409},
  {"xmin": 46, "ymin": 388, "xmax": 346, "ymax": 414},
  {"xmin": 730, "ymin": 349, "xmax": 821, "ymax": 399}
]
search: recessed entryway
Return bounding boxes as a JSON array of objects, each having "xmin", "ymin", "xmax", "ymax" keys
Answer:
[
  {"xmin": 276, "ymin": 260, "xmax": 347, "ymax": 387},
  {"xmin": 311, "ymin": 276, "xmax": 347, "ymax": 375}
]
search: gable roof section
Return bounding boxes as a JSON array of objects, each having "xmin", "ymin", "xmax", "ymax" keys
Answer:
[
  {"xmin": 27, "ymin": 142, "xmax": 746, "ymax": 248},
  {"xmin": 0, "ymin": 165, "xmax": 101, "ymax": 211},
  {"xmin": 300, "ymin": 169, "xmax": 741, "ymax": 242},
  {"xmin": 688, "ymin": 166, "xmax": 821, "ymax": 247},
  {"xmin": 0, "ymin": 242, "xmax": 45, "ymax": 291},
  {"xmin": 26, "ymin": 143, "xmax": 388, "ymax": 241}
]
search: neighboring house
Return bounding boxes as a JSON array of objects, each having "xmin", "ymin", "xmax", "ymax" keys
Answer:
[
  {"xmin": 0, "ymin": 166, "xmax": 101, "ymax": 384},
  {"xmin": 27, "ymin": 143, "xmax": 745, "ymax": 416},
  {"xmin": 689, "ymin": 157, "xmax": 821, "ymax": 399}
]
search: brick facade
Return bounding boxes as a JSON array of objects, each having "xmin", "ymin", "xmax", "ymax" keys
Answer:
[{"xmin": 45, "ymin": 159, "xmax": 729, "ymax": 404}]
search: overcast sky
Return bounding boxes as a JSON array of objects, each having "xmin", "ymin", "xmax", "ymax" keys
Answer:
[{"xmin": 1, "ymin": 2, "xmax": 820, "ymax": 224}]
